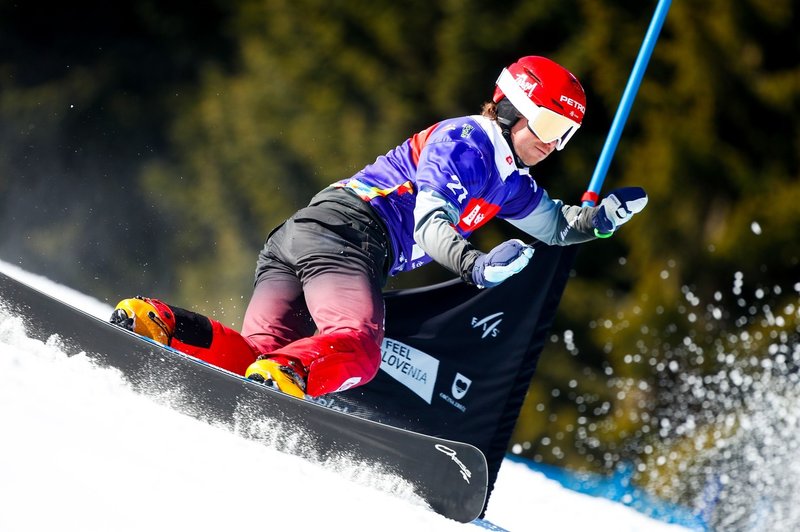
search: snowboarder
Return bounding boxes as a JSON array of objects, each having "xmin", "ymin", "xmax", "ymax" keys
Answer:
[{"xmin": 111, "ymin": 55, "xmax": 648, "ymax": 399}]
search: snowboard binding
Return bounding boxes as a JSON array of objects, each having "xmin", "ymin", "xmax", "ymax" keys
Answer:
[
  {"xmin": 245, "ymin": 357, "xmax": 307, "ymax": 399},
  {"xmin": 110, "ymin": 296, "xmax": 176, "ymax": 345}
]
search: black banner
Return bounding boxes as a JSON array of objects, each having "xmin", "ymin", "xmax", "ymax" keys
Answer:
[{"xmin": 332, "ymin": 243, "xmax": 578, "ymax": 508}]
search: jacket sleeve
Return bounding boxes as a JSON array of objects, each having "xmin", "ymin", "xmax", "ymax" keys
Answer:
[
  {"xmin": 506, "ymin": 189, "xmax": 600, "ymax": 246},
  {"xmin": 413, "ymin": 187, "xmax": 482, "ymax": 282}
]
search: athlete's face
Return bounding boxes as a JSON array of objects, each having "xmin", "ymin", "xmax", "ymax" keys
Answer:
[{"xmin": 510, "ymin": 118, "xmax": 557, "ymax": 166}]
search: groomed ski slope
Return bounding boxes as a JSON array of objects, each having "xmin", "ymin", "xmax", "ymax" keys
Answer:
[{"xmin": 0, "ymin": 260, "xmax": 687, "ymax": 532}]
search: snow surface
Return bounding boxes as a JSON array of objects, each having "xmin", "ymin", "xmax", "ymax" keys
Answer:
[{"xmin": 0, "ymin": 260, "xmax": 687, "ymax": 532}]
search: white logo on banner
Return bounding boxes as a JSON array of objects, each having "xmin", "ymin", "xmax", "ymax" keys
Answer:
[
  {"xmin": 451, "ymin": 373, "xmax": 472, "ymax": 400},
  {"xmin": 380, "ymin": 338, "xmax": 439, "ymax": 403},
  {"xmin": 471, "ymin": 312, "xmax": 503, "ymax": 339}
]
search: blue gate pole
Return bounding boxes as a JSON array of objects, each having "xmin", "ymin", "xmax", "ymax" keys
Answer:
[{"xmin": 582, "ymin": 0, "xmax": 672, "ymax": 207}]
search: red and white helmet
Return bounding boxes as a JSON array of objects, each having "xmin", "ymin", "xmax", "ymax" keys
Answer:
[{"xmin": 493, "ymin": 56, "xmax": 586, "ymax": 150}]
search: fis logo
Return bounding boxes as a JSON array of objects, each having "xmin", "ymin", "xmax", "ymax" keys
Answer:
[{"xmin": 471, "ymin": 312, "xmax": 503, "ymax": 339}]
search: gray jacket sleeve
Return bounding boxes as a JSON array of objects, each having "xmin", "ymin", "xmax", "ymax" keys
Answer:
[
  {"xmin": 413, "ymin": 188, "xmax": 483, "ymax": 282},
  {"xmin": 412, "ymin": 188, "xmax": 598, "ymax": 283},
  {"xmin": 506, "ymin": 189, "xmax": 600, "ymax": 245}
]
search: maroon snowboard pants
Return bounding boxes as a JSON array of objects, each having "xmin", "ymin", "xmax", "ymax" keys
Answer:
[{"xmin": 239, "ymin": 188, "xmax": 392, "ymax": 396}]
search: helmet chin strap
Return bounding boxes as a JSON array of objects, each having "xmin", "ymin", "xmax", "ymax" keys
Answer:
[
  {"xmin": 496, "ymin": 98, "xmax": 530, "ymax": 169},
  {"xmin": 500, "ymin": 126, "xmax": 529, "ymax": 169}
]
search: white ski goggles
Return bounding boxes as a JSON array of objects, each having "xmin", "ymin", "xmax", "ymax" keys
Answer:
[{"xmin": 496, "ymin": 68, "xmax": 581, "ymax": 151}]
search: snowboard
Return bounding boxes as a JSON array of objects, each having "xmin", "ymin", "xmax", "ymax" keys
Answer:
[{"xmin": 0, "ymin": 271, "xmax": 489, "ymax": 523}]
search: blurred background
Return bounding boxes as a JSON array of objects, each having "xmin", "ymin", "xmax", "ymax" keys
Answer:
[{"xmin": 1, "ymin": 0, "xmax": 798, "ymax": 527}]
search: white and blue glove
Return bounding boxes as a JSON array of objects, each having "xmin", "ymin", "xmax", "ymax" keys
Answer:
[
  {"xmin": 592, "ymin": 187, "xmax": 649, "ymax": 235},
  {"xmin": 471, "ymin": 239, "xmax": 534, "ymax": 289}
]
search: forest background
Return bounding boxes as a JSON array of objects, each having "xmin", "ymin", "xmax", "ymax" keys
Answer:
[{"xmin": 1, "ymin": 0, "xmax": 798, "ymax": 511}]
